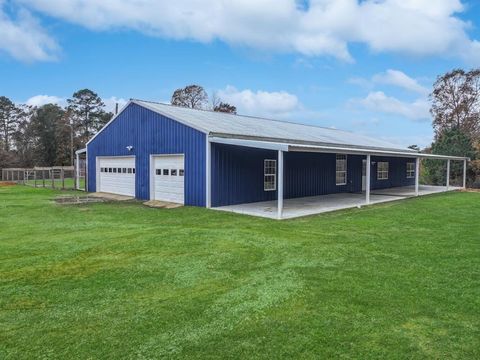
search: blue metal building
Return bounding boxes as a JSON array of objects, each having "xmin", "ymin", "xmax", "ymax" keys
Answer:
[{"xmin": 85, "ymin": 100, "xmax": 466, "ymax": 219}]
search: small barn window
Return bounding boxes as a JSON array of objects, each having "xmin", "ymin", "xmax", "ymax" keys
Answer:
[
  {"xmin": 179, "ymin": 169, "xmax": 185, "ymax": 176},
  {"xmin": 406, "ymin": 162, "xmax": 415, "ymax": 178},
  {"xmin": 127, "ymin": 168, "xmax": 132, "ymax": 174},
  {"xmin": 156, "ymin": 169, "xmax": 161, "ymax": 175},
  {"xmin": 336, "ymin": 154, "xmax": 347, "ymax": 185},
  {"xmin": 163, "ymin": 169, "xmax": 169, "ymax": 175},
  {"xmin": 377, "ymin": 162, "xmax": 389, "ymax": 180},
  {"xmin": 100, "ymin": 168, "xmax": 104, "ymax": 172},
  {"xmin": 132, "ymin": 168, "xmax": 135, "ymax": 174},
  {"xmin": 171, "ymin": 169, "xmax": 178, "ymax": 176},
  {"xmin": 122, "ymin": 168, "xmax": 127, "ymax": 173},
  {"xmin": 113, "ymin": 168, "xmax": 117, "ymax": 173},
  {"xmin": 108, "ymin": 168, "xmax": 112, "ymax": 173},
  {"xmin": 264, "ymin": 159, "xmax": 276, "ymax": 191}
]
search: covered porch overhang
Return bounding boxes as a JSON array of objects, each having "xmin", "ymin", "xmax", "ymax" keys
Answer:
[
  {"xmin": 213, "ymin": 185, "xmax": 463, "ymax": 220},
  {"xmin": 207, "ymin": 136, "xmax": 469, "ymax": 220}
]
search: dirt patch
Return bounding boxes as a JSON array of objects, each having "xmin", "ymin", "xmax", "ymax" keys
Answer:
[
  {"xmin": 0, "ymin": 182, "xmax": 16, "ymax": 187},
  {"xmin": 54, "ymin": 195, "xmax": 105, "ymax": 205},
  {"xmin": 463, "ymin": 188, "xmax": 480, "ymax": 193}
]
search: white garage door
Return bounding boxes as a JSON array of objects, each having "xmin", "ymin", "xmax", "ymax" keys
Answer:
[
  {"xmin": 97, "ymin": 157, "xmax": 136, "ymax": 196},
  {"xmin": 152, "ymin": 155, "xmax": 184, "ymax": 204}
]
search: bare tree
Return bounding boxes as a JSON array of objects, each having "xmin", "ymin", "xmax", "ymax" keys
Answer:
[
  {"xmin": 430, "ymin": 69, "xmax": 480, "ymax": 139},
  {"xmin": 210, "ymin": 91, "xmax": 237, "ymax": 114},
  {"xmin": 214, "ymin": 102, "xmax": 237, "ymax": 114},
  {"xmin": 171, "ymin": 85, "xmax": 209, "ymax": 109}
]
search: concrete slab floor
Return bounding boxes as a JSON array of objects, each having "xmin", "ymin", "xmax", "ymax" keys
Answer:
[{"xmin": 213, "ymin": 185, "xmax": 462, "ymax": 220}]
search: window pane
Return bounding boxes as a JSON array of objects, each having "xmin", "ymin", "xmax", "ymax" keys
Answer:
[
  {"xmin": 156, "ymin": 169, "xmax": 161, "ymax": 175},
  {"xmin": 133, "ymin": 168, "xmax": 135, "ymax": 174},
  {"xmin": 163, "ymin": 169, "xmax": 169, "ymax": 175},
  {"xmin": 179, "ymin": 169, "xmax": 184, "ymax": 176},
  {"xmin": 171, "ymin": 169, "xmax": 177, "ymax": 176},
  {"xmin": 264, "ymin": 160, "xmax": 276, "ymax": 190}
]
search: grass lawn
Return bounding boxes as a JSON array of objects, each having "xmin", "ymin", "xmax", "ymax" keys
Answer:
[
  {"xmin": 1, "ymin": 186, "xmax": 479, "ymax": 359},
  {"xmin": 23, "ymin": 178, "xmax": 85, "ymax": 190}
]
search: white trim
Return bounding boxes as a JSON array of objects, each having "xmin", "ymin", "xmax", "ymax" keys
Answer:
[
  {"xmin": 150, "ymin": 154, "xmax": 185, "ymax": 204},
  {"xmin": 206, "ymin": 139, "xmax": 211, "ymax": 208},
  {"xmin": 446, "ymin": 159, "xmax": 450, "ymax": 190},
  {"xmin": 85, "ymin": 100, "xmax": 466, "ymax": 162},
  {"xmin": 335, "ymin": 154, "xmax": 347, "ymax": 186},
  {"xmin": 277, "ymin": 150, "xmax": 284, "ymax": 220},
  {"xmin": 264, "ymin": 159, "xmax": 277, "ymax": 191},
  {"xmin": 288, "ymin": 145, "xmax": 467, "ymax": 161},
  {"xmin": 406, "ymin": 162, "xmax": 415, "ymax": 179},
  {"xmin": 86, "ymin": 101, "xmax": 134, "ymax": 146},
  {"xmin": 415, "ymin": 158, "xmax": 420, "ymax": 196},
  {"xmin": 95, "ymin": 155, "xmax": 136, "ymax": 194},
  {"xmin": 75, "ymin": 148, "xmax": 86, "ymax": 154},
  {"xmin": 377, "ymin": 161, "xmax": 389, "ymax": 180},
  {"xmin": 209, "ymin": 136, "xmax": 289, "ymax": 151},
  {"xmin": 463, "ymin": 159, "xmax": 467, "ymax": 189},
  {"xmin": 366, "ymin": 155, "xmax": 371, "ymax": 205}
]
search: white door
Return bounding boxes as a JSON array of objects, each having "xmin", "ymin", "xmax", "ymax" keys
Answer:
[
  {"xmin": 362, "ymin": 159, "xmax": 366, "ymax": 191},
  {"xmin": 152, "ymin": 155, "xmax": 185, "ymax": 204},
  {"xmin": 97, "ymin": 157, "xmax": 135, "ymax": 196}
]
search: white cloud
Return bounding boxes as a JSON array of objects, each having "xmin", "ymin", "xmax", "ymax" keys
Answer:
[
  {"xmin": 216, "ymin": 85, "xmax": 300, "ymax": 117},
  {"xmin": 102, "ymin": 96, "xmax": 128, "ymax": 114},
  {"xmin": 372, "ymin": 70, "xmax": 429, "ymax": 95},
  {"xmin": 15, "ymin": 0, "xmax": 480, "ymax": 63},
  {"xmin": 0, "ymin": 2, "xmax": 58, "ymax": 61},
  {"xmin": 352, "ymin": 91, "xmax": 430, "ymax": 121},
  {"xmin": 25, "ymin": 94, "xmax": 64, "ymax": 107}
]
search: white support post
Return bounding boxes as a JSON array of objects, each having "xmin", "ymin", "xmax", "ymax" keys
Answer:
[
  {"xmin": 277, "ymin": 150, "xmax": 284, "ymax": 220},
  {"xmin": 415, "ymin": 157, "xmax": 420, "ymax": 196},
  {"xmin": 205, "ymin": 139, "xmax": 211, "ymax": 208},
  {"xmin": 446, "ymin": 159, "xmax": 450, "ymax": 190},
  {"xmin": 366, "ymin": 154, "xmax": 371, "ymax": 205},
  {"xmin": 75, "ymin": 152, "xmax": 80, "ymax": 190},
  {"xmin": 463, "ymin": 159, "xmax": 467, "ymax": 189}
]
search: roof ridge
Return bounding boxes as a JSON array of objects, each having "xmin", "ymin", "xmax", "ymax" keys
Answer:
[{"xmin": 131, "ymin": 98, "xmax": 353, "ymax": 134}]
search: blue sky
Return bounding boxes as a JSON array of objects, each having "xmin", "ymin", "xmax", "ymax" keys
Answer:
[{"xmin": 1, "ymin": 0, "xmax": 480, "ymax": 148}]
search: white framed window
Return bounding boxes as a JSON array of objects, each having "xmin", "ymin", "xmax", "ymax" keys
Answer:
[
  {"xmin": 377, "ymin": 162, "xmax": 389, "ymax": 180},
  {"xmin": 336, "ymin": 154, "xmax": 347, "ymax": 185},
  {"xmin": 406, "ymin": 162, "xmax": 415, "ymax": 178},
  {"xmin": 264, "ymin": 159, "xmax": 276, "ymax": 191}
]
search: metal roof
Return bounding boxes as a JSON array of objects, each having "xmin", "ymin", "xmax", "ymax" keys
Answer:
[
  {"xmin": 134, "ymin": 100, "xmax": 417, "ymax": 153},
  {"xmin": 86, "ymin": 99, "xmax": 467, "ymax": 160}
]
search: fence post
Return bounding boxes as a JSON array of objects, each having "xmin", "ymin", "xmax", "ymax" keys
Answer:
[
  {"xmin": 42, "ymin": 170, "xmax": 45, "ymax": 187},
  {"xmin": 34, "ymin": 170, "xmax": 37, "ymax": 187},
  {"xmin": 51, "ymin": 170, "xmax": 55, "ymax": 188},
  {"xmin": 61, "ymin": 168, "xmax": 65, "ymax": 189}
]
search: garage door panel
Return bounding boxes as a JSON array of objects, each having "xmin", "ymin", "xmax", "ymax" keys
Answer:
[
  {"xmin": 152, "ymin": 155, "xmax": 184, "ymax": 204},
  {"xmin": 98, "ymin": 157, "xmax": 135, "ymax": 197}
]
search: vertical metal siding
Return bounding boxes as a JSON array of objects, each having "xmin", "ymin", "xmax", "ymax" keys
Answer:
[
  {"xmin": 211, "ymin": 143, "xmax": 277, "ymax": 207},
  {"xmin": 211, "ymin": 145, "xmax": 417, "ymax": 207},
  {"xmin": 284, "ymin": 152, "xmax": 363, "ymax": 198},
  {"xmin": 87, "ymin": 103, "xmax": 206, "ymax": 206},
  {"xmin": 370, "ymin": 156, "xmax": 416, "ymax": 190}
]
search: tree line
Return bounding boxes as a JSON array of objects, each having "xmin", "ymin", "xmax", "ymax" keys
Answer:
[
  {"xmin": 2, "ymin": 77, "xmax": 479, "ymax": 187},
  {"xmin": 423, "ymin": 69, "xmax": 480, "ymax": 187},
  {"xmin": 0, "ymin": 85, "xmax": 236, "ymax": 170},
  {"xmin": 0, "ymin": 89, "xmax": 113, "ymax": 169}
]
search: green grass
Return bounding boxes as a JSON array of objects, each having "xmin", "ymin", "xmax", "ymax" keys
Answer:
[
  {"xmin": 1, "ymin": 186, "xmax": 479, "ymax": 359},
  {"xmin": 23, "ymin": 178, "xmax": 85, "ymax": 190}
]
